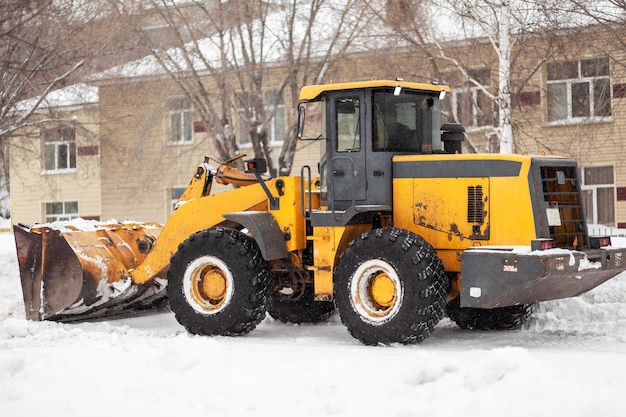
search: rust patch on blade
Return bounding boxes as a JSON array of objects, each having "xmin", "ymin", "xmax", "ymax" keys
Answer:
[{"xmin": 14, "ymin": 225, "xmax": 43, "ymax": 320}]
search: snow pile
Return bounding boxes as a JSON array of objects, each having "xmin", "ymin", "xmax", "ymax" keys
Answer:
[
  {"xmin": 527, "ymin": 275, "xmax": 626, "ymax": 340},
  {"xmin": 1, "ymin": 231, "xmax": 625, "ymax": 416},
  {"xmin": 21, "ymin": 217, "xmax": 162, "ymax": 233},
  {"xmin": 0, "ymin": 233, "xmax": 23, "ymax": 324}
]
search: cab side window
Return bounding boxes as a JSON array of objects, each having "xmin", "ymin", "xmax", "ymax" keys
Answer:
[
  {"xmin": 336, "ymin": 98, "xmax": 360, "ymax": 152},
  {"xmin": 373, "ymin": 91, "xmax": 434, "ymax": 152}
]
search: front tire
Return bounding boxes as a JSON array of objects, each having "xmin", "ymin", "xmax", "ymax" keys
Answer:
[
  {"xmin": 167, "ymin": 228, "xmax": 270, "ymax": 336},
  {"xmin": 334, "ymin": 228, "xmax": 448, "ymax": 345}
]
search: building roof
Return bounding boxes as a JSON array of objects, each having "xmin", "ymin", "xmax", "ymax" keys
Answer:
[{"xmin": 14, "ymin": 83, "xmax": 99, "ymax": 113}]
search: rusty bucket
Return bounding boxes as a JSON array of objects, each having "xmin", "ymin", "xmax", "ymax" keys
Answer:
[{"xmin": 14, "ymin": 221, "xmax": 166, "ymax": 321}]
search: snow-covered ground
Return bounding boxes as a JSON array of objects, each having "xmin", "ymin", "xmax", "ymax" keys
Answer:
[{"xmin": 1, "ymin": 230, "xmax": 625, "ymax": 417}]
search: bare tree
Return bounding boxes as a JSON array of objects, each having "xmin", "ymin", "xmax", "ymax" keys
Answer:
[
  {"xmin": 365, "ymin": 0, "xmax": 444, "ymax": 77},
  {"xmin": 434, "ymin": 0, "xmax": 523, "ymax": 154},
  {"xmin": 1, "ymin": 0, "xmax": 159, "ymax": 218},
  {"xmin": 106, "ymin": 0, "xmax": 375, "ymax": 177},
  {"xmin": 376, "ymin": 0, "xmax": 587, "ymax": 154},
  {"xmin": 562, "ymin": 1, "xmax": 626, "ymax": 58},
  {"xmin": 445, "ymin": 0, "xmax": 626, "ymax": 155},
  {"xmin": 0, "ymin": 1, "xmax": 89, "ymax": 217}
]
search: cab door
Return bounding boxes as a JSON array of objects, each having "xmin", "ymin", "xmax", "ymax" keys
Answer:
[{"xmin": 327, "ymin": 92, "xmax": 367, "ymax": 211}]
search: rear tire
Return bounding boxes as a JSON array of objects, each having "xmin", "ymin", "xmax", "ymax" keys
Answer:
[
  {"xmin": 167, "ymin": 228, "xmax": 270, "ymax": 336},
  {"xmin": 334, "ymin": 228, "xmax": 448, "ymax": 345},
  {"xmin": 268, "ymin": 284, "xmax": 335, "ymax": 324},
  {"xmin": 446, "ymin": 297, "xmax": 534, "ymax": 330}
]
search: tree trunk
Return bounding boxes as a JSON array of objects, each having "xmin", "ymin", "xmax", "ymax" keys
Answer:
[
  {"xmin": 0, "ymin": 138, "xmax": 10, "ymax": 218},
  {"xmin": 498, "ymin": 0, "xmax": 513, "ymax": 154}
]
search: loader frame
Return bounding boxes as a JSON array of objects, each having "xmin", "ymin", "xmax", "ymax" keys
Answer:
[{"xmin": 13, "ymin": 78, "xmax": 626, "ymax": 346}]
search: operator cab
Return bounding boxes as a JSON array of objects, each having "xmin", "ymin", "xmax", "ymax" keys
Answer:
[{"xmin": 297, "ymin": 79, "xmax": 459, "ymax": 226}]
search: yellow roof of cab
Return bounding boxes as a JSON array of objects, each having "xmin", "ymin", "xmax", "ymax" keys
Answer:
[{"xmin": 299, "ymin": 79, "xmax": 451, "ymax": 101}]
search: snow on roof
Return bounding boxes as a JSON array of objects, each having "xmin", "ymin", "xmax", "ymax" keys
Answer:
[
  {"xmin": 90, "ymin": 1, "xmax": 371, "ymax": 82},
  {"xmin": 15, "ymin": 83, "xmax": 99, "ymax": 112}
]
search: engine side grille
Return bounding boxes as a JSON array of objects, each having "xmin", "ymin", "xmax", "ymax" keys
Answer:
[
  {"xmin": 540, "ymin": 165, "xmax": 586, "ymax": 249},
  {"xmin": 467, "ymin": 185, "xmax": 484, "ymax": 224}
]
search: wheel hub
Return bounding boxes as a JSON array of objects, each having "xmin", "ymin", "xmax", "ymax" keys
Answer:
[
  {"xmin": 199, "ymin": 268, "xmax": 227, "ymax": 302},
  {"xmin": 369, "ymin": 273, "xmax": 396, "ymax": 308}
]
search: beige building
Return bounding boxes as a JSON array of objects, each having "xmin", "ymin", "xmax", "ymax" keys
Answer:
[
  {"xmin": 10, "ymin": 84, "xmax": 102, "ymax": 225},
  {"xmin": 10, "ymin": 25, "xmax": 626, "ymax": 229},
  {"xmin": 512, "ymin": 29, "xmax": 626, "ymax": 229}
]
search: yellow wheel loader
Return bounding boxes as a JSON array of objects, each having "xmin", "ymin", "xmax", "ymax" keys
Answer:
[{"xmin": 14, "ymin": 79, "xmax": 626, "ymax": 345}]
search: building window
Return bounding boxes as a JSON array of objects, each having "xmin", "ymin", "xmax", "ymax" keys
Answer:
[
  {"xmin": 547, "ymin": 57, "xmax": 611, "ymax": 123},
  {"xmin": 44, "ymin": 201, "xmax": 78, "ymax": 223},
  {"xmin": 237, "ymin": 90, "xmax": 285, "ymax": 146},
  {"xmin": 265, "ymin": 90, "xmax": 286, "ymax": 144},
  {"xmin": 170, "ymin": 187, "xmax": 186, "ymax": 212},
  {"xmin": 168, "ymin": 98, "xmax": 193, "ymax": 144},
  {"xmin": 581, "ymin": 165, "xmax": 614, "ymax": 226},
  {"xmin": 449, "ymin": 68, "xmax": 493, "ymax": 130},
  {"xmin": 43, "ymin": 128, "xmax": 76, "ymax": 173}
]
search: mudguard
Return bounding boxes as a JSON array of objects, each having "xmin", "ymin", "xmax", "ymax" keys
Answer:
[{"xmin": 223, "ymin": 211, "xmax": 289, "ymax": 261}]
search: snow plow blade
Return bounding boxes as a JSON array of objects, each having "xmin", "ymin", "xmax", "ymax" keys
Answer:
[
  {"xmin": 460, "ymin": 246, "xmax": 626, "ymax": 308},
  {"xmin": 14, "ymin": 222, "xmax": 165, "ymax": 321}
]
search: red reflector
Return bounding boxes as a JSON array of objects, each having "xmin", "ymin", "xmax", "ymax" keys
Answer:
[
  {"xmin": 531, "ymin": 238, "xmax": 554, "ymax": 251},
  {"xmin": 590, "ymin": 236, "xmax": 611, "ymax": 249}
]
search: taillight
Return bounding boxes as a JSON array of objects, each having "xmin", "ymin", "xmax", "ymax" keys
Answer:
[
  {"xmin": 590, "ymin": 236, "xmax": 611, "ymax": 249},
  {"xmin": 531, "ymin": 238, "xmax": 554, "ymax": 251}
]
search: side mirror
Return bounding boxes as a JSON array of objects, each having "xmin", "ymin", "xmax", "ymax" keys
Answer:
[{"xmin": 244, "ymin": 158, "xmax": 267, "ymax": 174}]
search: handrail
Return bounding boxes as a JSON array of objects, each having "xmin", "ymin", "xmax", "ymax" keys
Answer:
[{"xmin": 300, "ymin": 165, "xmax": 312, "ymax": 220}]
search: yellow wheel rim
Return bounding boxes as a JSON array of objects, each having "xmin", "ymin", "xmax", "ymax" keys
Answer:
[
  {"xmin": 351, "ymin": 259, "xmax": 403, "ymax": 324},
  {"xmin": 183, "ymin": 256, "xmax": 234, "ymax": 315}
]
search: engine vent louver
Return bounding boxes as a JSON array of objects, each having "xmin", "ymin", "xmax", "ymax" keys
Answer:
[{"xmin": 467, "ymin": 185, "xmax": 484, "ymax": 224}]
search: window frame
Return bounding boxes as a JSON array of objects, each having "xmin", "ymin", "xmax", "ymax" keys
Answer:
[
  {"xmin": 236, "ymin": 90, "xmax": 286, "ymax": 147},
  {"xmin": 580, "ymin": 165, "xmax": 615, "ymax": 226},
  {"xmin": 169, "ymin": 186, "xmax": 186, "ymax": 213},
  {"xmin": 168, "ymin": 97, "xmax": 193, "ymax": 145},
  {"xmin": 546, "ymin": 58, "xmax": 612, "ymax": 125},
  {"xmin": 44, "ymin": 201, "xmax": 79, "ymax": 223},
  {"xmin": 452, "ymin": 85, "xmax": 492, "ymax": 130},
  {"xmin": 42, "ymin": 127, "xmax": 77, "ymax": 174},
  {"xmin": 448, "ymin": 68, "xmax": 493, "ymax": 131}
]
